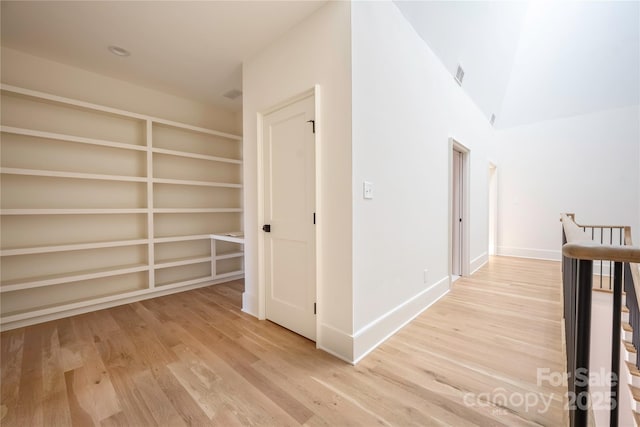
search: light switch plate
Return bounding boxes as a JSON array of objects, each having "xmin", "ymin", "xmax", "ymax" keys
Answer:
[{"xmin": 363, "ymin": 181, "xmax": 373, "ymax": 199}]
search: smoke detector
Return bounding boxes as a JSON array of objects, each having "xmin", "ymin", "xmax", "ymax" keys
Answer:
[
  {"xmin": 223, "ymin": 89, "xmax": 242, "ymax": 100},
  {"xmin": 454, "ymin": 64, "xmax": 465, "ymax": 86}
]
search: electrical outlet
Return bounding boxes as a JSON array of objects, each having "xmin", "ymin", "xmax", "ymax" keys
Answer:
[{"xmin": 423, "ymin": 269, "xmax": 429, "ymax": 283}]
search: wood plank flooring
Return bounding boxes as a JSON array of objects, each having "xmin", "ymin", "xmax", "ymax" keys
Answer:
[{"xmin": 1, "ymin": 256, "xmax": 566, "ymax": 426}]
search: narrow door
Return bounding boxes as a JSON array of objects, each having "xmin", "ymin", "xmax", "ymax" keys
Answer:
[
  {"xmin": 452, "ymin": 149, "xmax": 463, "ymax": 277},
  {"xmin": 262, "ymin": 95, "xmax": 316, "ymax": 341},
  {"xmin": 488, "ymin": 163, "xmax": 498, "ymax": 256}
]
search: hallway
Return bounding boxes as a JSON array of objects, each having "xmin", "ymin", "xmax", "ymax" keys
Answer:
[
  {"xmin": 1, "ymin": 256, "xmax": 566, "ymax": 426},
  {"xmin": 380, "ymin": 255, "xmax": 566, "ymax": 425}
]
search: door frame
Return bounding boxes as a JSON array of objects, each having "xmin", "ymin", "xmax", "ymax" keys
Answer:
[
  {"xmin": 448, "ymin": 138, "xmax": 471, "ymax": 280},
  {"xmin": 256, "ymin": 86, "xmax": 321, "ymax": 343},
  {"xmin": 488, "ymin": 161, "xmax": 498, "ymax": 256}
]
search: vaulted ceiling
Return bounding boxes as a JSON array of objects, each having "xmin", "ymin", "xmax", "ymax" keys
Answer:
[
  {"xmin": 2, "ymin": 1, "xmax": 638, "ymax": 128},
  {"xmin": 395, "ymin": 0, "xmax": 640, "ymax": 128}
]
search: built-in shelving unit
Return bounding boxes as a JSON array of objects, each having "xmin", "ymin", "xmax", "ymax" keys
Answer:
[{"xmin": 0, "ymin": 84, "xmax": 244, "ymax": 330}]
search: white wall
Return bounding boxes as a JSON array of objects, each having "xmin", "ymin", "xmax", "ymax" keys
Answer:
[
  {"xmin": 242, "ymin": 2, "xmax": 354, "ymax": 360},
  {"xmin": 351, "ymin": 2, "xmax": 495, "ymax": 361},
  {"xmin": 1, "ymin": 47, "xmax": 239, "ymax": 134},
  {"xmin": 492, "ymin": 105, "xmax": 640, "ymax": 260}
]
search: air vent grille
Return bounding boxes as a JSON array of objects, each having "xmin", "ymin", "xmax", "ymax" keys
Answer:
[
  {"xmin": 223, "ymin": 89, "xmax": 243, "ymax": 100},
  {"xmin": 454, "ymin": 65, "xmax": 465, "ymax": 86}
]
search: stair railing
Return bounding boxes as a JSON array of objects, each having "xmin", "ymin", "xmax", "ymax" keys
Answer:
[
  {"xmin": 564, "ymin": 213, "xmax": 628, "ymax": 291},
  {"xmin": 561, "ymin": 213, "xmax": 640, "ymax": 427}
]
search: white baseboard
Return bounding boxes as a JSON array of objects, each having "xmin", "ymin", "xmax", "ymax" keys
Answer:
[
  {"xmin": 352, "ymin": 276, "xmax": 450, "ymax": 364},
  {"xmin": 317, "ymin": 322, "xmax": 354, "ymax": 364},
  {"xmin": 497, "ymin": 246, "xmax": 561, "ymax": 261},
  {"xmin": 470, "ymin": 252, "xmax": 488, "ymax": 274},
  {"xmin": 242, "ymin": 291, "xmax": 259, "ymax": 317},
  {"xmin": 496, "ymin": 247, "xmax": 617, "ymax": 277}
]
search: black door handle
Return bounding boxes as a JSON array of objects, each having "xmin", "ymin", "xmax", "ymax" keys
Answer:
[{"xmin": 262, "ymin": 224, "xmax": 271, "ymax": 232}]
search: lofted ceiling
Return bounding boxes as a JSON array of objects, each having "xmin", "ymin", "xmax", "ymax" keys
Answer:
[
  {"xmin": 395, "ymin": 0, "xmax": 640, "ymax": 129},
  {"xmin": 1, "ymin": 1, "xmax": 326, "ymax": 112}
]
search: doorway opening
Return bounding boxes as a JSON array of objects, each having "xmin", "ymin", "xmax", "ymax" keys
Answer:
[
  {"xmin": 488, "ymin": 163, "xmax": 498, "ymax": 256},
  {"xmin": 449, "ymin": 139, "xmax": 470, "ymax": 282}
]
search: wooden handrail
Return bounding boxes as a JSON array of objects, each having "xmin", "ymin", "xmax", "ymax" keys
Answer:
[
  {"xmin": 576, "ymin": 224, "xmax": 627, "ymax": 230},
  {"xmin": 561, "ymin": 212, "xmax": 640, "ymax": 327},
  {"xmin": 563, "ymin": 243, "xmax": 640, "ymax": 263},
  {"xmin": 561, "ymin": 214, "xmax": 640, "ymax": 263},
  {"xmin": 563, "ymin": 212, "xmax": 631, "ymax": 234}
]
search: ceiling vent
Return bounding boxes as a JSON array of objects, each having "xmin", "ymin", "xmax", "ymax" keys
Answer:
[
  {"xmin": 108, "ymin": 45, "xmax": 131, "ymax": 57},
  {"xmin": 454, "ymin": 64, "xmax": 465, "ymax": 86},
  {"xmin": 223, "ymin": 89, "xmax": 242, "ymax": 100},
  {"xmin": 489, "ymin": 114, "xmax": 496, "ymax": 126}
]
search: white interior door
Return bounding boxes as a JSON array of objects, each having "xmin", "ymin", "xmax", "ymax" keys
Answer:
[
  {"xmin": 488, "ymin": 163, "xmax": 498, "ymax": 256},
  {"xmin": 262, "ymin": 95, "xmax": 316, "ymax": 341},
  {"xmin": 452, "ymin": 149, "xmax": 463, "ymax": 276}
]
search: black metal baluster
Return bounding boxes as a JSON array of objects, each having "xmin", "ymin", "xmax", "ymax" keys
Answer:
[
  {"xmin": 610, "ymin": 261, "xmax": 622, "ymax": 426},
  {"xmin": 610, "ymin": 228, "xmax": 614, "ymax": 290},
  {"xmin": 574, "ymin": 259, "xmax": 593, "ymax": 427}
]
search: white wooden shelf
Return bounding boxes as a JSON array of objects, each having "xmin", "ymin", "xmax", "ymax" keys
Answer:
[
  {"xmin": 210, "ymin": 234, "xmax": 244, "ymax": 281},
  {"xmin": 1, "ymin": 84, "xmax": 150, "ymax": 122},
  {"xmin": 0, "ymin": 272, "xmax": 244, "ymax": 326},
  {"xmin": 153, "ymin": 208, "xmax": 242, "ymax": 214},
  {"xmin": 154, "ymin": 234, "xmax": 245, "ymax": 244},
  {"xmin": 0, "ymin": 167, "xmax": 147, "ymax": 183},
  {"xmin": 153, "ymin": 235, "xmax": 213, "ymax": 244},
  {"xmin": 0, "ymin": 126, "xmax": 147, "ymax": 152},
  {"xmin": 153, "ymin": 178, "xmax": 242, "ymax": 188},
  {"xmin": 1, "ymin": 288, "xmax": 153, "ymax": 324},
  {"xmin": 154, "ymin": 256, "xmax": 212, "ymax": 270},
  {"xmin": 152, "ymin": 147, "xmax": 241, "ymax": 165},
  {"xmin": 0, "ymin": 208, "xmax": 147, "ymax": 215},
  {"xmin": 1, "ymin": 84, "xmax": 242, "ymax": 141},
  {"xmin": 153, "ymin": 119, "xmax": 241, "ymax": 141},
  {"xmin": 214, "ymin": 271, "xmax": 244, "ymax": 280},
  {"xmin": 211, "ymin": 233, "xmax": 245, "ymax": 245},
  {"xmin": 215, "ymin": 251, "xmax": 244, "ymax": 260},
  {"xmin": 0, "ymin": 239, "xmax": 149, "ymax": 256},
  {"xmin": 155, "ymin": 275, "xmax": 214, "ymax": 289},
  {"xmin": 1, "ymin": 264, "xmax": 149, "ymax": 293},
  {"xmin": 155, "ymin": 271, "xmax": 243, "ymax": 288},
  {"xmin": 0, "ymin": 84, "xmax": 244, "ymax": 331}
]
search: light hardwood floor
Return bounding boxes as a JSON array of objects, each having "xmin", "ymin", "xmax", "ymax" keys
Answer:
[{"xmin": 1, "ymin": 256, "xmax": 566, "ymax": 426}]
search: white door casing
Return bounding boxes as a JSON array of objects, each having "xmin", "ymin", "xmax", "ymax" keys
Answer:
[
  {"xmin": 449, "ymin": 138, "xmax": 470, "ymax": 279},
  {"xmin": 452, "ymin": 149, "xmax": 463, "ymax": 276},
  {"xmin": 261, "ymin": 95, "xmax": 316, "ymax": 341},
  {"xmin": 488, "ymin": 163, "xmax": 498, "ymax": 256}
]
